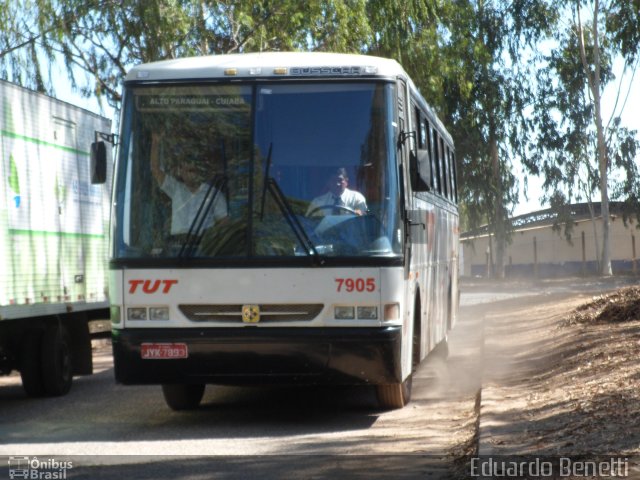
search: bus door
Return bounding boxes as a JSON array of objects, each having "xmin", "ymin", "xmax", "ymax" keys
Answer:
[
  {"xmin": 396, "ymin": 79, "xmax": 413, "ymax": 273},
  {"xmin": 396, "ymin": 80, "xmax": 423, "ymax": 274},
  {"xmin": 396, "ymin": 78, "xmax": 418, "ymax": 376}
]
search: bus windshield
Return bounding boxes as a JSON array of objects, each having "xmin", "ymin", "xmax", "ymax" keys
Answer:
[{"xmin": 114, "ymin": 82, "xmax": 402, "ymax": 262}]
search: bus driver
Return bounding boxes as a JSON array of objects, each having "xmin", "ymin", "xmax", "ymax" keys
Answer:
[{"xmin": 306, "ymin": 168, "xmax": 367, "ymax": 216}]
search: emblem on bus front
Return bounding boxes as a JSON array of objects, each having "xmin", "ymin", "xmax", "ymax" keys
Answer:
[{"xmin": 242, "ymin": 305, "xmax": 260, "ymax": 323}]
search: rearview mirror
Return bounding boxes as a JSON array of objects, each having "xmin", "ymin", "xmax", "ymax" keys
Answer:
[{"xmin": 90, "ymin": 141, "xmax": 107, "ymax": 184}]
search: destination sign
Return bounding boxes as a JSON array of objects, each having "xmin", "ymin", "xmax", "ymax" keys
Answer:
[{"xmin": 137, "ymin": 95, "xmax": 248, "ymax": 110}]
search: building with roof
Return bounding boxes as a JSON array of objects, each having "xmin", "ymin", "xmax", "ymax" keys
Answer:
[{"xmin": 461, "ymin": 202, "xmax": 640, "ymax": 278}]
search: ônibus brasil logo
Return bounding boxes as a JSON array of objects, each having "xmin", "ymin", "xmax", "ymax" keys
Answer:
[{"xmin": 7, "ymin": 456, "xmax": 73, "ymax": 479}]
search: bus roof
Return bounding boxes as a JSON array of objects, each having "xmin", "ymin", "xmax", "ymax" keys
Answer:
[
  {"xmin": 125, "ymin": 52, "xmax": 407, "ymax": 82},
  {"xmin": 125, "ymin": 51, "xmax": 452, "ymax": 146}
]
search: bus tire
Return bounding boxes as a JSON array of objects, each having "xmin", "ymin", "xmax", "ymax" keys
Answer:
[
  {"xmin": 162, "ymin": 384, "xmax": 205, "ymax": 411},
  {"xmin": 412, "ymin": 294, "xmax": 421, "ymax": 373},
  {"xmin": 376, "ymin": 375, "xmax": 412, "ymax": 410},
  {"xmin": 41, "ymin": 324, "xmax": 73, "ymax": 396},
  {"xmin": 20, "ymin": 329, "xmax": 45, "ymax": 397}
]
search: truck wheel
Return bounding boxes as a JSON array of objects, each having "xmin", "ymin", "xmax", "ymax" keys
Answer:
[
  {"xmin": 41, "ymin": 325, "xmax": 73, "ymax": 396},
  {"xmin": 20, "ymin": 329, "xmax": 45, "ymax": 397},
  {"xmin": 376, "ymin": 376, "xmax": 412, "ymax": 410},
  {"xmin": 162, "ymin": 384, "xmax": 205, "ymax": 411}
]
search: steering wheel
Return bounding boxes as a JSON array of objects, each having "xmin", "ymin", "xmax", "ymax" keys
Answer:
[{"xmin": 306, "ymin": 204, "xmax": 358, "ymax": 217}]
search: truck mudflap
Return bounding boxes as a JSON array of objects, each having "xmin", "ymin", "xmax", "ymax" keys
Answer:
[{"xmin": 112, "ymin": 326, "xmax": 402, "ymax": 386}]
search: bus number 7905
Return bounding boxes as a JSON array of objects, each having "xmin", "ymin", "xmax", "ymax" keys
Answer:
[{"xmin": 335, "ymin": 278, "xmax": 376, "ymax": 293}]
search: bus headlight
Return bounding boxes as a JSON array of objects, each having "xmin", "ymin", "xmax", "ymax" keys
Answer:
[
  {"xmin": 149, "ymin": 307, "xmax": 170, "ymax": 321},
  {"xmin": 127, "ymin": 307, "xmax": 147, "ymax": 321},
  {"xmin": 357, "ymin": 306, "xmax": 378, "ymax": 320},
  {"xmin": 334, "ymin": 306, "xmax": 355, "ymax": 320}
]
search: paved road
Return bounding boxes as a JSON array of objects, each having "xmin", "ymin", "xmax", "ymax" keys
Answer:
[{"xmin": 0, "ymin": 305, "xmax": 484, "ymax": 479}]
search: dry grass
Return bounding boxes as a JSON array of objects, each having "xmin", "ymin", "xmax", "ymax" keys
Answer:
[
  {"xmin": 483, "ymin": 286, "xmax": 640, "ymax": 456},
  {"xmin": 565, "ymin": 286, "xmax": 640, "ymax": 325}
]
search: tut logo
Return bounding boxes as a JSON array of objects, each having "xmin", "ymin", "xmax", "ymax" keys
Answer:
[
  {"xmin": 242, "ymin": 305, "xmax": 260, "ymax": 323},
  {"xmin": 128, "ymin": 279, "xmax": 178, "ymax": 294}
]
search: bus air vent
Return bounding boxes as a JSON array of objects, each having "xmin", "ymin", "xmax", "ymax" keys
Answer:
[{"xmin": 178, "ymin": 304, "xmax": 324, "ymax": 322}]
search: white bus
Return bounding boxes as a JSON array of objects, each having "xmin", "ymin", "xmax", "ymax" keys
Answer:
[{"xmin": 94, "ymin": 52, "xmax": 459, "ymax": 410}]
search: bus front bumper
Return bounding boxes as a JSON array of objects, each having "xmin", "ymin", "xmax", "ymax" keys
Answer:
[{"xmin": 112, "ymin": 326, "xmax": 402, "ymax": 386}]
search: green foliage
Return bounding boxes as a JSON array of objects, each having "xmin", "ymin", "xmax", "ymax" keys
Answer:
[
  {"xmin": 2, "ymin": 0, "xmax": 639, "ymax": 275},
  {"xmin": 0, "ymin": 0, "xmax": 547, "ymax": 278},
  {"xmin": 2, "ymin": 0, "xmax": 373, "ymax": 107},
  {"xmin": 527, "ymin": 1, "xmax": 638, "ymax": 236},
  {"xmin": 520, "ymin": 0, "xmax": 640, "ymax": 273}
]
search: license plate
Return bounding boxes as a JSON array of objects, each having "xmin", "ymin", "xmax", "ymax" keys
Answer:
[{"xmin": 141, "ymin": 343, "xmax": 188, "ymax": 359}]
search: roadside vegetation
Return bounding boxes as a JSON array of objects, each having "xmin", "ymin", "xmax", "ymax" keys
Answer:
[
  {"xmin": 1, "ymin": 1, "xmax": 639, "ymax": 276},
  {"xmin": 480, "ymin": 281, "xmax": 640, "ymax": 455}
]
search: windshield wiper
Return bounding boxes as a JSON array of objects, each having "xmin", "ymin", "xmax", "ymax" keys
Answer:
[
  {"xmin": 259, "ymin": 143, "xmax": 273, "ymax": 220},
  {"xmin": 266, "ymin": 177, "xmax": 323, "ymax": 263},
  {"xmin": 259, "ymin": 143, "xmax": 322, "ymax": 263},
  {"xmin": 179, "ymin": 174, "xmax": 227, "ymax": 258}
]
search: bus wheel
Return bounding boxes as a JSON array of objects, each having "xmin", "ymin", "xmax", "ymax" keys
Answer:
[
  {"xmin": 162, "ymin": 384, "xmax": 205, "ymax": 411},
  {"xmin": 41, "ymin": 324, "xmax": 73, "ymax": 396},
  {"xmin": 376, "ymin": 376, "xmax": 412, "ymax": 410},
  {"xmin": 20, "ymin": 329, "xmax": 45, "ymax": 397}
]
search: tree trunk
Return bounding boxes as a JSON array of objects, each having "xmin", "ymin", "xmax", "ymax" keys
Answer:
[
  {"xmin": 577, "ymin": 0, "xmax": 612, "ymax": 276},
  {"xmin": 590, "ymin": 1, "xmax": 612, "ymax": 276},
  {"xmin": 490, "ymin": 135, "xmax": 506, "ymax": 278}
]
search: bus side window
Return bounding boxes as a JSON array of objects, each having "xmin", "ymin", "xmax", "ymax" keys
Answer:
[
  {"xmin": 446, "ymin": 147, "xmax": 454, "ymax": 201},
  {"xmin": 439, "ymin": 136, "xmax": 448, "ymax": 199},
  {"xmin": 429, "ymin": 128, "xmax": 440, "ymax": 197},
  {"xmin": 443, "ymin": 145, "xmax": 450, "ymax": 200},
  {"xmin": 452, "ymin": 151, "xmax": 458, "ymax": 202},
  {"xmin": 408, "ymin": 104, "xmax": 428, "ymax": 192},
  {"xmin": 415, "ymin": 107, "xmax": 424, "ymax": 149},
  {"xmin": 417, "ymin": 117, "xmax": 431, "ymax": 191},
  {"xmin": 432, "ymin": 129, "xmax": 442, "ymax": 196},
  {"xmin": 425, "ymin": 121, "xmax": 434, "ymax": 191}
]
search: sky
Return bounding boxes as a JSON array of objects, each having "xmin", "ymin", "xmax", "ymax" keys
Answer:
[
  {"xmin": 51, "ymin": 55, "xmax": 640, "ymax": 219},
  {"xmin": 54, "ymin": 70, "xmax": 114, "ymax": 125}
]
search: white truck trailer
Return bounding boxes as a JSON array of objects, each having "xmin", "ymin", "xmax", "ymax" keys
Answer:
[{"xmin": 0, "ymin": 80, "xmax": 112, "ymax": 396}]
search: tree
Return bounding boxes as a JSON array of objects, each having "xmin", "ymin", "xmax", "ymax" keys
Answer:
[
  {"xmin": 0, "ymin": 0, "xmax": 372, "ymax": 110},
  {"xmin": 436, "ymin": 0, "xmax": 557, "ymax": 277},
  {"xmin": 0, "ymin": 0, "xmax": 57, "ymax": 93},
  {"xmin": 527, "ymin": 0, "xmax": 640, "ymax": 276},
  {"xmin": 12, "ymin": 0, "xmax": 632, "ymax": 282}
]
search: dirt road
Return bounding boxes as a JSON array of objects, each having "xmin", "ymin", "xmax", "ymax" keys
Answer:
[
  {"xmin": 472, "ymin": 276, "xmax": 640, "ymax": 475},
  {"xmin": 2, "ymin": 275, "xmax": 639, "ymax": 479}
]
